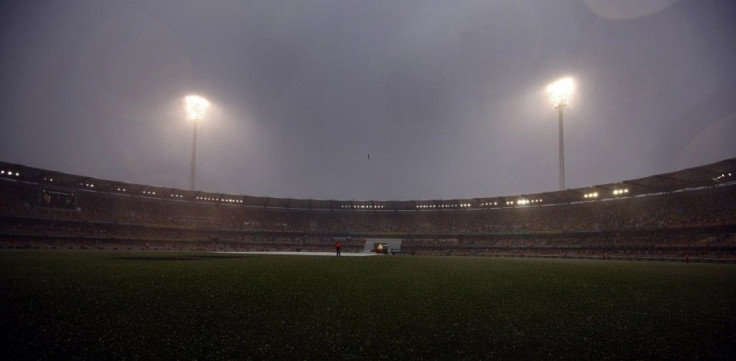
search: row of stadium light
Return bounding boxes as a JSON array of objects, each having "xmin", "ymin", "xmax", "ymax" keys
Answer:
[
  {"xmin": 43, "ymin": 177, "xmax": 54, "ymax": 182},
  {"xmin": 584, "ymin": 192, "xmax": 599, "ymax": 198},
  {"xmin": 81, "ymin": 182, "xmax": 95, "ymax": 188},
  {"xmin": 0, "ymin": 170, "xmax": 20, "ymax": 177},
  {"xmin": 142, "ymin": 190, "xmax": 156, "ymax": 195},
  {"xmin": 516, "ymin": 198, "xmax": 543, "ymax": 205},
  {"xmin": 170, "ymin": 194, "xmax": 184, "ymax": 199},
  {"xmin": 436, "ymin": 204, "xmax": 470, "ymax": 208},
  {"xmin": 484, "ymin": 200, "xmax": 544, "ymax": 207},
  {"xmin": 612, "ymin": 188, "xmax": 629, "ymax": 196},
  {"xmin": 714, "ymin": 173, "xmax": 733, "ymax": 181},
  {"xmin": 195, "ymin": 196, "xmax": 243, "ymax": 203},
  {"xmin": 416, "ymin": 203, "xmax": 472, "ymax": 209},
  {"xmin": 116, "ymin": 187, "xmax": 127, "ymax": 192},
  {"xmin": 341, "ymin": 204, "xmax": 384, "ymax": 209}
]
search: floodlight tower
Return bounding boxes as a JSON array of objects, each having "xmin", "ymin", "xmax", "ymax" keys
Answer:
[
  {"xmin": 184, "ymin": 95, "xmax": 210, "ymax": 191},
  {"xmin": 546, "ymin": 77, "xmax": 574, "ymax": 191}
]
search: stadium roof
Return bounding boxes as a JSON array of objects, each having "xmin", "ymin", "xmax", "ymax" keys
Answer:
[{"xmin": 1, "ymin": 157, "xmax": 735, "ymax": 211}]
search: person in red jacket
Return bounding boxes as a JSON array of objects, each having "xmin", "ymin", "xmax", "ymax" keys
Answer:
[{"xmin": 335, "ymin": 241, "xmax": 342, "ymax": 257}]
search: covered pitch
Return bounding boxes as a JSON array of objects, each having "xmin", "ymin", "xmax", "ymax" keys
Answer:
[{"xmin": 215, "ymin": 251, "xmax": 378, "ymax": 257}]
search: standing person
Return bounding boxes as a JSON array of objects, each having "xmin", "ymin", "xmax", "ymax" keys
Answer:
[{"xmin": 335, "ymin": 241, "xmax": 342, "ymax": 257}]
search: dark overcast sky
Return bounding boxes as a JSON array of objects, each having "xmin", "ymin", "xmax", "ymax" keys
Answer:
[{"xmin": 1, "ymin": 0, "xmax": 735, "ymax": 201}]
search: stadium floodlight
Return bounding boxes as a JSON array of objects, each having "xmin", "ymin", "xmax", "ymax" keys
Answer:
[
  {"xmin": 547, "ymin": 77, "xmax": 573, "ymax": 108},
  {"xmin": 546, "ymin": 77, "xmax": 574, "ymax": 190},
  {"xmin": 184, "ymin": 95, "xmax": 210, "ymax": 191},
  {"xmin": 185, "ymin": 95, "xmax": 210, "ymax": 121}
]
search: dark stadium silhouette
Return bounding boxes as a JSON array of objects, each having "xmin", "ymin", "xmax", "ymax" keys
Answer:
[{"xmin": 2, "ymin": 158, "xmax": 734, "ymax": 261}]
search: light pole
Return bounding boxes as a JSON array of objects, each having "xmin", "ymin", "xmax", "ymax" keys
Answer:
[
  {"xmin": 184, "ymin": 95, "xmax": 210, "ymax": 191},
  {"xmin": 546, "ymin": 77, "xmax": 573, "ymax": 191}
]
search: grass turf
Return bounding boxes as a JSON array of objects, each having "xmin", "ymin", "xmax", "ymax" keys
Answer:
[{"xmin": 1, "ymin": 251, "xmax": 735, "ymax": 360}]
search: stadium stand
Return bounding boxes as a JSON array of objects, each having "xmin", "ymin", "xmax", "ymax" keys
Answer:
[{"xmin": 1, "ymin": 158, "xmax": 735, "ymax": 261}]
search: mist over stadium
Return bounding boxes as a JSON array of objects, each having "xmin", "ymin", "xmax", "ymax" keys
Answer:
[
  {"xmin": 1, "ymin": 0, "xmax": 735, "ymax": 200},
  {"xmin": 2, "ymin": 1, "xmax": 736, "ymax": 360}
]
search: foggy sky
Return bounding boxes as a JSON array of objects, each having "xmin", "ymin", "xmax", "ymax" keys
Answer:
[{"xmin": 1, "ymin": 0, "xmax": 735, "ymax": 201}]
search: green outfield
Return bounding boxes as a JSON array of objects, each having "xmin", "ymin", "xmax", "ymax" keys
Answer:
[{"xmin": 1, "ymin": 251, "xmax": 735, "ymax": 360}]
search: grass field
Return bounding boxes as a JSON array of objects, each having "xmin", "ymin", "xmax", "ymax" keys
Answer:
[{"xmin": 1, "ymin": 251, "xmax": 735, "ymax": 360}]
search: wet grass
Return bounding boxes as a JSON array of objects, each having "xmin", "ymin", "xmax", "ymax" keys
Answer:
[{"xmin": 1, "ymin": 251, "xmax": 735, "ymax": 360}]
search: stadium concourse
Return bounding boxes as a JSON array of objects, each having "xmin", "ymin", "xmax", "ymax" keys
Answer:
[{"xmin": 1, "ymin": 158, "xmax": 735, "ymax": 262}]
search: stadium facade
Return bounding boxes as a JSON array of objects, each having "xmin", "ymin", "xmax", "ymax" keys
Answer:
[{"xmin": 1, "ymin": 158, "xmax": 735, "ymax": 260}]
